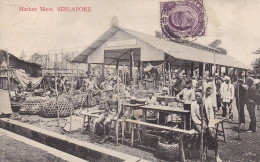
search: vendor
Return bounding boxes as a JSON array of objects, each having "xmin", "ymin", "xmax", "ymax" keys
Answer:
[
  {"xmin": 145, "ymin": 90, "xmax": 158, "ymax": 123},
  {"xmin": 86, "ymin": 75, "xmax": 100, "ymax": 90},
  {"xmin": 94, "ymin": 90, "xmax": 121, "ymax": 143},
  {"xmin": 15, "ymin": 84, "xmax": 26, "ymax": 102},
  {"xmin": 176, "ymin": 79, "xmax": 195, "ymax": 129},
  {"xmin": 191, "ymin": 89, "xmax": 221, "ymax": 162},
  {"xmin": 45, "ymin": 84, "xmax": 54, "ymax": 96},
  {"xmin": 159, "ymin": 87, "xmax": 170, "ymax": 124},
  {"xmin": 26, "ymin": 81, "xmax": 34, "ymax": 92},
  {"xmin": 161, "ymin": 87, "xmax": 170, "ymax": 96},
  {"xmin": 146, "ymin": 90, "xmax": 157, "ymax": 105},
  {"xmin": 57, "ymin": 78, "xmax": 64, "ymax": 94}
]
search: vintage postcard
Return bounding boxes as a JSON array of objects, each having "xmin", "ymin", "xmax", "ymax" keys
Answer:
[{"xmin": 0, "ymin": 0, "xmax": 259, "ymax": 161}]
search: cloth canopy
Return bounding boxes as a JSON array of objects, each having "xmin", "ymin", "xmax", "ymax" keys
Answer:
[{"xmin": 14, "ymin": 69, "xmax": 44, "ymax": 88}]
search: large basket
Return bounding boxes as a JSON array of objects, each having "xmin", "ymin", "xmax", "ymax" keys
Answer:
[
  {"xmin": 19, "ymin": 97, "xmax": 49, "ymax": 115},
  {"xmin": 72, "ymin": 94, "xmax": 88, "ymax": 109},
  {"xmin": 39, "ymin": 97, "xmax": 74, "ymax": 118},
  {"xmin": 157, "ymin": 140, "xmax": 180, "ymax": 161}
]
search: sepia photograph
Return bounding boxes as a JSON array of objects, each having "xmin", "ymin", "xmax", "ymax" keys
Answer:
[{"xmin": 0, "ymin": 0, "xmax": 259, "ymax": 161}]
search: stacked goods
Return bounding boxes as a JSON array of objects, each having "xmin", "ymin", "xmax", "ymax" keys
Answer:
[
  {"xmin": 20, "ymin": 97, "xmax": 49, "ymax": 115},
  {"xmin": 39, "ymin": 97, "xmax": 74, "ymax": 118}
]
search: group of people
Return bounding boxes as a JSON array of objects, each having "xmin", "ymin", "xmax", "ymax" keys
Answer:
[
  {"xmin": 44, "ymin": 74, "xmax": 69, "ymax": 95},
  {"xmin": 164, "ymin": 73, "xmax": 259, "ymax": 162},
  {"xmin": 11, "ymin": 69, "xmax": 259, "ymax": 161},
  {"xmin": 171, "ymin": 73, "xmax": 259, "ymax": 133}
]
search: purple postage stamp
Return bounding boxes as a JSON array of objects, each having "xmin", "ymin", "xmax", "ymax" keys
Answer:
[{"xmin": 160, "ymin": 0, "xmax": 205, "ymax": 39}]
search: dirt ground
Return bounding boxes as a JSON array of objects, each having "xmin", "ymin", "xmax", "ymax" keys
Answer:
[
  {"xmin": 0, "ymin": 134, "xmax": 66, "ymax": 162},
  {"xmin": 9, "ymin": 103, "xmax": 260, "ymax": 162}
]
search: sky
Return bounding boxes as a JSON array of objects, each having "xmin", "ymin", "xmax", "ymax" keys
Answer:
[{"xmin": 0, "ymin": 0, "xmax": 260, "ymax": 67}]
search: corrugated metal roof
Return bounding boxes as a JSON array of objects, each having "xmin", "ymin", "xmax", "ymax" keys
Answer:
[{"xmin": 73, "ymin": 25, "xmax": 249, "ymax": 69}]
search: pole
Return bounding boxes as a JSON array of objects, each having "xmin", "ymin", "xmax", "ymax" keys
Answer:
[
  {"xmin": 6, "ymin": 50, "xmax": 11, "ymax": 99},
  {"xmin": 213, "ymin": 52, "xmax": 217, "ymax": 115},
  {"xmin": 237, "ymin": 69, "xmax": 240, "ymax": 140},
  {"xmin": 131, "ymin": 51, "xmax": 135, "ymax": 96},
  {"xmin": 200, "ymin": 62, "xmax": 205, "ymax": 162},
  {"xmin": 116, "ymin": 67, "xmax": 120, "ymax": 145},
  {"xmin": 168, "ymin": 63, "xmax": 172, "ymax": 96},
  {"xmin": 55, "ymin": 54, "xmax": 60, "ymax": 128}
]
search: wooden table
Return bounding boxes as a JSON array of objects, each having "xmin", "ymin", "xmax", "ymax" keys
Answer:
[
  {"xmin": 156, "ymin": 96, "xmax": 176, "ymax": 106},
  {"xmin": 123, "ymin": 103, "xmax": 144, "ymax": 118},
  {"xmin": 140, "ymin": 105, "xmax": 190, "ymax": 129}
]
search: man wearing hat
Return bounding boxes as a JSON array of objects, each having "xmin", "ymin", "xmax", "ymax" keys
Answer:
[
  {"xmin": 245, "ymin": 77, "xmax": 260, "ymax": 133},
  {"xmin": 220, "ymin": 76, "xmax": 234, "ymax": 118}
]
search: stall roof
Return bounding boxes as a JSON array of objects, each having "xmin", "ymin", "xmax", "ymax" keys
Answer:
[{"xmin": 73, "ymin": 25, "xmax": 250, "ymax": 69}]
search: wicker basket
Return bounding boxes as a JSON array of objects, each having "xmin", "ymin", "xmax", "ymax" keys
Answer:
[
  {"xmin": 20, "ymin": 97, "xmax": 49, "ymax": 115},
  {"xmin": 72, "ymin": 94, "xmax": 88, "ymax": 109},
  {"xmin": 157, "ymin": 140, "xmax": 180, "ymax": 161},
  {"xmin": 39, "ymin": 97, "xmax": 74, "ymax": 118}
]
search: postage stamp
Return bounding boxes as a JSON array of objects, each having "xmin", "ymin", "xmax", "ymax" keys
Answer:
[{"xmin": 160, "ymin": 0, "xmax": 205, "ymax": 39}]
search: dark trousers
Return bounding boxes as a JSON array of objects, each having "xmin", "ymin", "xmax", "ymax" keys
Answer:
[
  {"xmin": 236, "ymin": 100, "xmax": 245, "ymax": 124},
  {"xmin": 195, "ymin": 125, "xmax": 218, "ymax": 152},
  {"xmin": 246, "ymin": 102, "xmax": 256, "ymax": 132},
  {"xmin": 222, "ymin": 102, "xmax": 231, "ymax": 117},
  {"xmin": 216, "ymin": 94, "xmax": 221, "ymax": 109},
  {"xmin": 183, "ymin": 104, "xmax": 192, "ymax": 130}
]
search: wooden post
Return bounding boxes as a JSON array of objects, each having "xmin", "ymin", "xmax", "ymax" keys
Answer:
[
  {"xmin": 209, "ymin": 64, "xmax": 213, "ymax": 77},
  {"xmin": 140, "ymin": 61, "xmax": 143, "ymax": 80},
  {"xmin": 200, "ymin": 62, "xmax": 206, "ymax": 162},
  {"xmin": 191, "ymin": 62, "xmax": 194, "ymax": 77},
  {"xmin": 101, "ymin": 64, "xmax": 105, "ymax": 81},
  {"xmin": 225, "ymin": 67, "xmax": 228, "ymax": 76},
  {"xmin": 116, "ymin": 60, "xmax": 119, "ymax": 71},
  {"xmin": 162, "ymin": 63, "xmax": 165, "ymax": 85},
  {"xmin": 6, "ymin": 50, "xmax": 11, "ymax": 99},
  {"xmin": 55, "ymin": 54, "xmax": 60, "ymax": 128},
  {"xmin": 130, "ymin": 53, "xmax": 133, "ymax": 81},
  {"xmin": 179, "ymin": 134, "xmax": 185, "ymax": 162},
  {"xmin": 61, "ymin": 50, "xmax": 64, "ymax": 75},
  {"xmin": 236, "ymin": 69, "xmax": 240, "ymax": 140},
  {"xmin": 87, "ymin": 63, "xmax": 90, "ymax": 75},
  {"xmin": 245, "ymin": 70, "xmax": 247, "ymax": 80},
  {"xmin": 219, "ymin": 66, "xmax": 222, "ymax": 77},
  {"xmin": 199, "ymin": 63, "xmax": 203, "ymax": 77}
]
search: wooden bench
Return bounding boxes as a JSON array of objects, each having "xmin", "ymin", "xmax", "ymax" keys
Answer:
[
  {"xmin": 81, "ymin": 110, "xmax": 123, "ymax": 144},
  {"xmin": 81, "ymin": 110, "xmax": 105, "ymax": 133},
  {"xmin": 214, "ymin": 118, "xmax": 226, "ymax": 142},
  {"xmin": 122, "ymin": 119, "xmax": 197, "ymax": 162}
]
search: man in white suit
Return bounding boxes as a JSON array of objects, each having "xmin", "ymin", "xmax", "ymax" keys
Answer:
[{"xmin": 220, "ymin": 76, "xmax": 234, "ymax": 118}]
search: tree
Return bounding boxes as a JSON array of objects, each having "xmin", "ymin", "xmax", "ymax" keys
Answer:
[{"xmin": 251, "ymin": 57, "xmax": 260, "ymax": 76}]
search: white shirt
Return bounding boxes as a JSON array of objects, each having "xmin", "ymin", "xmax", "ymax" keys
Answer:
[
  {"xmin": 192, "ymin": 79, "xmax": 198, "ymax": 88},
  {"xmin": 176, "ymin": 88, "xmax": 195, "ymax": 104},
  {"xmin": 220, "ymin": 82, "xmax": 234, "ymax": 102},
  {"xmin": 191, "ymin": 99, "xmax": 215, "ymax": 128}
]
